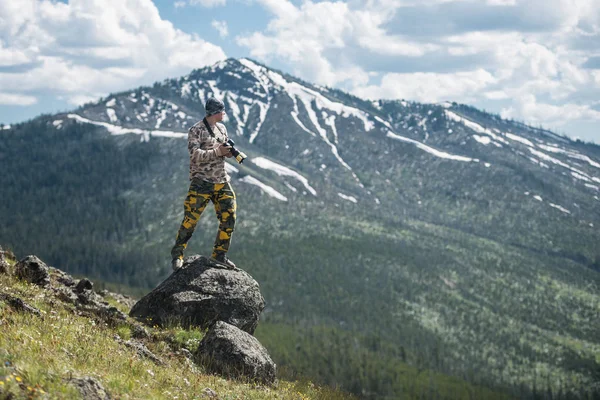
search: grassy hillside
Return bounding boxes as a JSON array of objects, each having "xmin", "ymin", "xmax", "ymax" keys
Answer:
[
  {"xmin": 0, "ymin": 256, "xmax": 352, "ymax": 400},
  {"xmin": 0, "ymin": 254, "xmax": 522, "ymax": 400}
]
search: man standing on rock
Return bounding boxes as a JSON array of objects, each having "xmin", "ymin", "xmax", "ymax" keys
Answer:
[{"xmin": 171, "ymin": 97, "xmax": 237, "ymax": 271}]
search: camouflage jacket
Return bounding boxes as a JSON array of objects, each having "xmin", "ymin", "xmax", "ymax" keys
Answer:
[{"xmin": 188, "ymin": 120, "xmax": 230, "ymax": 183}]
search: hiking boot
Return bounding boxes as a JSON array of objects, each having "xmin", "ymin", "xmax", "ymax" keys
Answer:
[
  {"xmin": 211, "ymin": 253, "xmax": 236, "ymax": 269},
  {"xmin": 172, "ymin": 257, "xmax": 183, "ymax": 271}
]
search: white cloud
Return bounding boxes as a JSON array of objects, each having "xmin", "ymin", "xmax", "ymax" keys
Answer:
[
  {"xmin": 0, "ymin": 0, "xmax": 226, "ymax": 107},
  {"xmin": 486, "ymin": 0, "xmax": 517, "ymax": 5},
  {"xmin": 501, "ymin": 94, "xmax": 600, "ymax": 125},
  {"xmin": 0, "ymin": 93, "xmax": 38, "ymax": 106},
  {"xmin": 354, "ymin": 69, "xmax": 496, "ymax": 103},
  {"xmin": 211, "ymin": 20, "xmax": 229, "ymax": 38},
  {"xmin": 188, "ymin": 0, "xmax": 226, "ymax": 7},
  {"xmin": 238, "ymin": 0, "xmax": 600, "ymax": 141},
  {"xmin": 238, "ymin": 0, "xmax": 392, "ymax": 87}
]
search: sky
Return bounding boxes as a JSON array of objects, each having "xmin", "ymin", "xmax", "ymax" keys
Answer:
[{"xmin": 0, "ymin": 0, "xmax": 599, "ymax": 143}]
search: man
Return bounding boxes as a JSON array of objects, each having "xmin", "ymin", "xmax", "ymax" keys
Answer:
[{"xmin": 171, "ymin": 97, "xmax": 237, "ymax": 270}]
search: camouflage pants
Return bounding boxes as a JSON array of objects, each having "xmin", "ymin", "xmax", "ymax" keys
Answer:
[{"xmin": 171, "ymin": 179, "xmax": 236, "ymax": 260}]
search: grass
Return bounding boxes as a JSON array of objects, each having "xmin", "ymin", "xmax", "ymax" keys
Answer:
[{"xmin": 0, "ymin": 269, "xmax": 354, "ymax": 400}]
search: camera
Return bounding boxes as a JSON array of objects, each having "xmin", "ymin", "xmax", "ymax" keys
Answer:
[{"xmin": 226, "ymin": 139, "xmax": 247, "ymax": 164}]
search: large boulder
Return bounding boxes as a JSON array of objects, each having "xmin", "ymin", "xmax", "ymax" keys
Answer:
[
  {"xmin": 196, "ymin": 321, "xmax": 276, "ymax": 385},
  {"xmin": 130, "ymin": 255, "xmax": 264, "ymax": 334},
  {"xmin": 15, "ymin": 255, "xmax": 50, "ymax": 286}
]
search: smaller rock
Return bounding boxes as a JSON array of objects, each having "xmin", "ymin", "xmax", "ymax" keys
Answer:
[
  {"xmin": 0, "ymin": 247, "xmax": 16, "ymax": 263},
  {"xmin": 114, "ymin": 335, "xmax": 164, "ymax": 366},
  {"xmin": 0, "ymin": 259, "xmax": 8, "ymax": 275},
  {"xmin": 15, "ymin": 256, "xmax": 50, "ymax": 286},
  {"xmin": 130, "ymin": 323, "xmax": 149, "ymax": 339},
  {"xmin": 0, "ymin": 249, "xmax": 9, "ymax": 275},
  {"xmin": 73, "ymin": 278, "xmax": 105, "ymax": 306},
  {"xmin": 110, "ymin": 293, "xmax": 137, "ymax": 310},
  {"xmin": 53, "ymin": 286, "xmax": 79, "ymax": 305},
  {"xmin": 202, "ymin": 387, "xmax": 218, "ymax": 398},
  {"xmin": 49, "ymin": 267, "xmax": 75, "ymax": 287},
  {"xmin": 68, "ymin": 376, "xmax": 111, "ymax": 400},
  {"xmin": 196, "ymin": 321, "xmax": 276, "ymax": 385},
  {"xmin": 0, "ymin": 293, "xmax": 42, "ymax": 317},
  {"xmin": 75, "ymin": 278, "xmax": 93, "ymax": 293},
  {"xmin": 179, "ymin": 348, "xmax": 193, "ymax": 359}
]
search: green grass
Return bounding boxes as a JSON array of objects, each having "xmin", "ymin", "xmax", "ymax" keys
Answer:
[{"xmin": 0, "ymin": 272, "xmax": 354, "ymax": 400}]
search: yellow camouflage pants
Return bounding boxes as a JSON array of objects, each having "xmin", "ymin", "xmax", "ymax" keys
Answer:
[{"xmin": 171, "ymin": 179, "xmax": 236, "ymax": 260}]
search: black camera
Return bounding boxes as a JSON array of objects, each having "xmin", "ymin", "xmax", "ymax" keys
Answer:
[{"xmin": 226, "ymin": 139, "xmax": 247, "ymax": 164}]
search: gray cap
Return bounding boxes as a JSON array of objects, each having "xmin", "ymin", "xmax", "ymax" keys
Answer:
[{"xmin": 205, "ymin": 97, "xmax": 225, "ymax": 116}]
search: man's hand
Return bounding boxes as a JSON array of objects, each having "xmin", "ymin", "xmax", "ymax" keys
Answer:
[{"xmin": 215, "ymin": 143, "xmax": 233, "ymax": 158}]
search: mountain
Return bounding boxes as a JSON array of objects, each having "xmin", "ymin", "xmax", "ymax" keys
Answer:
[{"xmin": 1, "ymin": 58, "xmax": 599, "ymax": 399}]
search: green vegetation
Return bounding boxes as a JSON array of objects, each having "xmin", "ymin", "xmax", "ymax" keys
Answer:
[{"xmin": 0, "ymin": 271, "xmax": 353, "ymax": 400}]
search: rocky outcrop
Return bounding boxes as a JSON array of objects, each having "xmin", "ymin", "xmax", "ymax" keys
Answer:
[
  {"xmin": 114, "ymin": 335, "xmax": 164, "ymax": 366},
  {"xmin": 196, "ymin": 321, "xmax": 276, "ymax": 385},
  {"xmin": 130, "ymin": 256, "xmax": 265, "ymax": 334},
  {"xmin": 67, "ymin": 377, "xmax": 111, "ymax": 400},
  {"xmin": 15, "ymin": 255, "xmax": 50, "ymax": 286},
  {"xmin": 98, "ymin": 290, "xmax": 137, "ymax": 310},
  {"xmin": 0, "ymin": 293, "xmax": 42, "ymax": 317}
]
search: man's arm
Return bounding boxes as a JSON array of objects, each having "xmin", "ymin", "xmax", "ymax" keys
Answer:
[{"xmin": 188, "ymin": 125, "xmax": 231, "ymax": 161}]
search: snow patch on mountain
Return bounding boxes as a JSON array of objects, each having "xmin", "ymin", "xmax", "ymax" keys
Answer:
[
  {"xmin": 225, "ymin": 162, "xmax": 239, "ymax": 174},
  {"xmin": 387, "ymin": 131, "xmax": 478, "ymax": 163},
  {"xmin": 251, "ymin": 157, "xmax": 317, "ymax": 196},
  {"xmin": 374, "ymin": 116, "xmax": 394, "ymax": 131},
  {"xmin": 249, "ymin": 102, "xmax": 269, "ymax": 143},
  {"xmin": 529, "ymin": 158, "xmax": 550, "ymax": 168},
  {"xmin": 549, "ymin": 203, "xmax": 571, "ymax": 214},
  {"xmin": 537, "ymin": 144, "xmax": 600, "ymax": 169},
  {"xmin": 338, "ymin": 193, "xmax": 358, "ymax": 203},
  {"xmin": 529, "ymin": 148, "xmax": 600, "ymax": 184},
  {"xmin": 505, "ymin": 132, "xmax": 534, "ymax": 147},
  {"xmin": 473, "ymin": 135, "xmax": 491, "ymax": 145},
  {"xmin": 106, "ymin": 109, "xmax": 118, "ymax": 123},
  {"xmin": 155, "ymin": 109, "xmax": 167, "ymax": 129},
  {"xmin": 68, "ymin": 114, "xmax": 186, "ymax": 139},
  {"xmin": 207, "ymin": 80, "xmax": 223, "ymax": 100},
  {"xmin": 445, "ymin": 111, "xmax": 509, "ymax": 145},
  {"xmin": 238, "ymin": 175, "xmax": 287, "ymax": 201},
  {"xmin": 239, "ymin": 58, "xmax": 372, "ymax": 172},
  {"xmin": 106, "ymin": 98, "xmax": 116, "ymax": 107}
]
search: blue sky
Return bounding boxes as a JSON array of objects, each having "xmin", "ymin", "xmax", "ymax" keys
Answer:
[{"xmin": 1, "ymin": 0, "xmax": 599, "ymax": 143}]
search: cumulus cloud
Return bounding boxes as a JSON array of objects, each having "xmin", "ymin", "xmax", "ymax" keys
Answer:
[
  {"xmin": 0, "ymin": 93, "xmax": 38, "ymax": 106},
  {"xmin": 0, "ymin": 0, "xmax": 226, "ymax": 107},
  {"xmin": 501, "ymin": 94, "xmax": 600, "ymax": 126},
  {"xmin": 212, "ymin": 20, "xmax": 229, "ymax": 38},
  {"xmin": 354, "ymin": 69, "xmax": 496, "ymax": 103},
  {"xmin": 238, "ymin": 0, "xmax": 600, "ymax": 140}
]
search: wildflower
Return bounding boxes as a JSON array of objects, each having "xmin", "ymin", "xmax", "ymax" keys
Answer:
[
  {"xmin": 15, "ymin": 376, "xmax": 22, "ymax": 382},
  {"xmin": 0, "ymin": 381, "xmax": 4, "ymax": 386}
]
